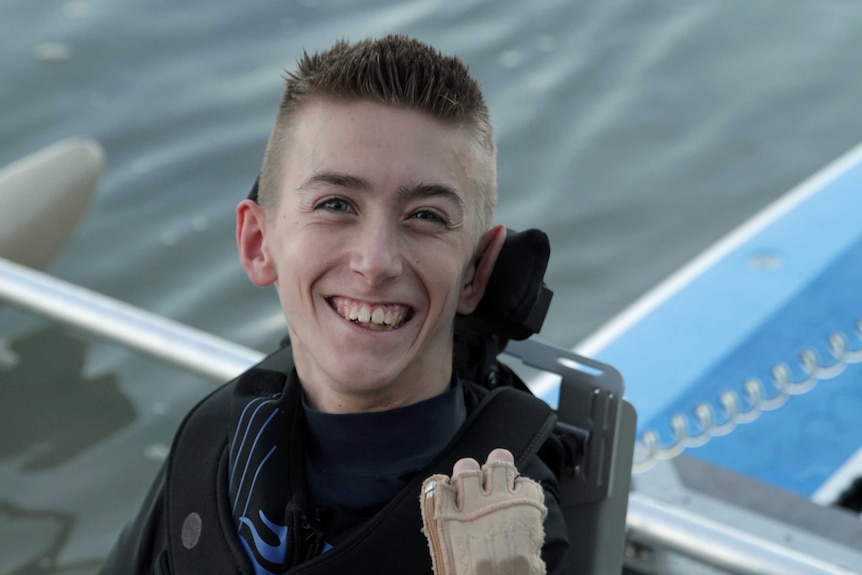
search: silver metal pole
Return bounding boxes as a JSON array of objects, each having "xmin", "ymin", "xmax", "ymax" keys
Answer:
[
  {"xmin": 626, "ymin": 492, "xmax": 858, "ymax": 575},
  {"xmin": 0, "ymin": 257, "xmax": 264, "ymax": 381}
]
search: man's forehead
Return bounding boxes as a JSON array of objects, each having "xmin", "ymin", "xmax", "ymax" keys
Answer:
[
  {"xmin": 290, "ymin": 98, "xmax": 470, "ymax": 143},
  {"xmin": 286, "ymin": 101, "xmax": 475, "ymax": 179},
  {"xmin": 278, "ymin": 98, "xmax": 489, "ymax": 228}
]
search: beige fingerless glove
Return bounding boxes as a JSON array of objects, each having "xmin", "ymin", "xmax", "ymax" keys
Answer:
[{"xmin": 420, "ymin": 460, "xmax": 548, "ymax": 575}]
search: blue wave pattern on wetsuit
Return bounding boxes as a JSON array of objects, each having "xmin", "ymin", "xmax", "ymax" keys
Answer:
[
  {"xmin": 238, "ymin": 511, "xmax": 287, "ymax": 571},
  {"xmin": 228, "ymin": 393, "xmax": 293, "ymax": 575}
]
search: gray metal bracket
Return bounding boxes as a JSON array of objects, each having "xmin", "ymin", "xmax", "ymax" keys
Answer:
[{"xmin": 504, "ymin": 338, "xmax": 637, "ymax": 575}]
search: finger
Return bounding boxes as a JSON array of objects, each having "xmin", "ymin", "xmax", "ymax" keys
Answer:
[
  {"xmin": 485, "ymin": 448, "xmax": 514, "ymax": 465},
  {"xmin": 482, "ymin": 456, "xmax": 518, "ymax": 494},
  {"xmin": 451, "ymin": 466, "xmax": 486, "ymax": 511},
  {"xmin": 452, "ymin": 457, "xmax": 481, "ymax": 476}
]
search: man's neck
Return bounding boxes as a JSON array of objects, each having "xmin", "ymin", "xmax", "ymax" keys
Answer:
[{"xmin": 296, "ymin": 361, "xmax": 453, "ymax": 414}]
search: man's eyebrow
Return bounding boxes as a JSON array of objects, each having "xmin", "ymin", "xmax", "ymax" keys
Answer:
[
  {"xmin": 298, "ymin": 173, "xmax": 465, "ymax": 210},
  {"xmin": 398, "ymin": 183, "xmax": 465, "ymax": 211},
  {"xmin": 297, "ymin": 171, "xmax": 372, "ymax": 191}
]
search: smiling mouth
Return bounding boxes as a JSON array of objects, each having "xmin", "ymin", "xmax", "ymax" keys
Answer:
[{"xmin": 326, "ymin": 296, "xmax": 414, "ymax": 331}]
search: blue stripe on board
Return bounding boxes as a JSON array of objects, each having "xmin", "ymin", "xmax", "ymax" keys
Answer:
[
  {"xmin": 658, "ymin": 235, "xmax": 862, "ymax": 497},
  {"xmin": 595, "ymin": 158, "xmax": 862, "ymax": 430},
  {"xmin": 592, "ymin": 152, "xmax": 862, "ymax": 496}
]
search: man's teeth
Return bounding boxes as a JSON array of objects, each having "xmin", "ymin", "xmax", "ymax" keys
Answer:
[
  {"xmin": 358, "ymin": 306, "xmax": 371, "ymax": 323},
  {"xmin": 333, "ymin": 300, "xmax": 407, "ymax": 328}
]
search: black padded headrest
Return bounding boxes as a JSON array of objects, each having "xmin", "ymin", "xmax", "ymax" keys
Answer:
[{"xmin": 458, "ymin": 228, "xmax": 553, "ymax": 341}]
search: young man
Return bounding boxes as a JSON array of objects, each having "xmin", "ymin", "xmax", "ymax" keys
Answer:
[{"xmin": 101, "ymin": 35, "xmax": 568, "ymax": 574}]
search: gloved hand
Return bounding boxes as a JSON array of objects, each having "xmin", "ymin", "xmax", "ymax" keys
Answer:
[{"xmin": 420, "ymin": 448, "xmax": 547, "ymax": 575}]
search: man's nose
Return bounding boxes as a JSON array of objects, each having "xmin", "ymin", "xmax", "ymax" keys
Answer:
[{"xmin": 349, "ymin": 221, "xmax": 403, "ymax": 285}]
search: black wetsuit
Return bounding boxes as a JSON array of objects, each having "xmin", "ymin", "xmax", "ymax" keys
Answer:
[{"xmin": 100, "ymin": 364, "xmax": 569, "ymax": 574}]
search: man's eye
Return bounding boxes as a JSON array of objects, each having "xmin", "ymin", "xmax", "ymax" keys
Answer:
[
  {"xmin": 316, "ymin": 197, "xmax": 353, "ymax": 213},
  {"xmin": 411, "ymin": 209, "xmax": 447, "ymax": 225}
]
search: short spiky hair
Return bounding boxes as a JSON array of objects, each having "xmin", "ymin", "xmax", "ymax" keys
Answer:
[{"xmin": 258, "ymin": 35, "xmax": 497, "ymax": 236}]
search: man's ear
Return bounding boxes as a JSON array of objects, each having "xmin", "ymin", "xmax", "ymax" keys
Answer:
[
  {"xmin": 236, "ymin": 199, "xmax": 277, "ymax": 287},
  {"xmin": 458, "ymin": 225, "xmax": 507, "ymax": 314}
]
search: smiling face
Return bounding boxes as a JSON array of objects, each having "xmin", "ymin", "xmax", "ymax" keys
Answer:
[{"xmin": 237, "ymin": 99, "xmax": 504, "ymax": 413}]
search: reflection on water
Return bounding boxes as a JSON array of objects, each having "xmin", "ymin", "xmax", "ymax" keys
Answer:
[
  {"xmin": 0, "ymin": 327, "xmax": 134, "ymax": 572},
  {"xmin": 0, "ymin": 327, "xmax": 135, "ymax": 471},
  {"xmin": 0, "ymin": 501, "xmax": 103, "ymax": 575}
]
